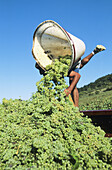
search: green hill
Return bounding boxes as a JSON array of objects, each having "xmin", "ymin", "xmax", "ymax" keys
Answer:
[{"xmin": 78, "ymin": 73, "xmax": 112, "ymax": 110}]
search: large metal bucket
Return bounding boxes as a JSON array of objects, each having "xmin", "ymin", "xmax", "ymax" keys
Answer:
[{"xmin": 32, "ymin": 20, "xmax": 86, "ymax": 71}]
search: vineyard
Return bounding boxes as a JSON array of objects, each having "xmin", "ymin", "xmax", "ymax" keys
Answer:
[
  {"xmin": 0, "ymin": 57, "xmax": 112, "ymax": 169},
  {"xmin": 79, "ymin": 73, "xmax": 112, "ymax": 111},
  {"xmin": 79, "ymin": 91, "xmax": 112, "ymax": 111}
]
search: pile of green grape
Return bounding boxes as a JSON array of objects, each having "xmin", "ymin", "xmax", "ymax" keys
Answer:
[{"xmin": 0, "ymin": 56, "xmax": 112, "ymax": 169}]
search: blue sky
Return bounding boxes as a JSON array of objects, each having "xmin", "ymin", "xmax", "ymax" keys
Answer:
[{"xmin": 0, "ymin": 0, "xmax": 112, "ymax": 102}]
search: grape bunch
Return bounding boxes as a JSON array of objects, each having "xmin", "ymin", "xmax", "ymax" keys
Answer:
[{"xmin": 0, "ymin": 56, "xmax": 112, "ymax": 169}]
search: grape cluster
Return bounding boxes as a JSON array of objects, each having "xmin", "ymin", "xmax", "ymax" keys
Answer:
[{"xmin": 0, "ymin": 56, "xmax": 112, "ymax": 169}]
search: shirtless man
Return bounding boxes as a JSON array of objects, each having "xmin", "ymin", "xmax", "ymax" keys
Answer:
[{"xmin": 64, "ymin": 45, "xmax": 106, "ymax": 107}]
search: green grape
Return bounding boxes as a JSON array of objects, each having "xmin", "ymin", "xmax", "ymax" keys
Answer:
[{"xmin": 0, "ymin": 55, "xmax": 112, "ymax": 169}]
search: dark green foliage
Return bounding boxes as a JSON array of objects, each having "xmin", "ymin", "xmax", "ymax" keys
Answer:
[
  {"xmin": 0, "ymin": 57, "xmax": 112, "ymax": 169},
  {"xmin": 79, "ymin": 74, "xmax": 112, "ymax": 111},
  {"xmin": 78, "ymin": 73, "xmax": 112, "ymax": 95}
]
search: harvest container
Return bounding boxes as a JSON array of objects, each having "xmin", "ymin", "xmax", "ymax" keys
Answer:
[{"xmin": 32, "ymin": 20, "xmax": 86, "ymax": 72}]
